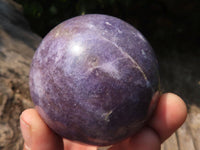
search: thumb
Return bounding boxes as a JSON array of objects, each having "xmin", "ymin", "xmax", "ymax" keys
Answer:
[{"xmin": 20, "ymin": 108, "xmax": 63, "ymax": 150}]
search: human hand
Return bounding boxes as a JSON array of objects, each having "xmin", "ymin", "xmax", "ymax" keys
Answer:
[{"xmin": 20, "ymin": 93, "xmax": 187, "ymax": 150}]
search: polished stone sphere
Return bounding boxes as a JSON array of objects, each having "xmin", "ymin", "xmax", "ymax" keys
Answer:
[{"xmin": 29, "ymin": 14, "xmax": 159, "ymax": 146}]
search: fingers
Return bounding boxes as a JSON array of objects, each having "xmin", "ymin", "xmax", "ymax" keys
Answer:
[
  {"xmin": 110, "ymin": 93, "xmax": 187, "ymax": 150},
  {"xmin": 20, "ymin": 108, "xmax": 63, "ymax": 150},
  {"xmin": 148, "ymin": 93, "xmax": 187, "ymax": 142},
  {"xmin": 109, "ymin": 127, "xmax": 160, "ymax": 150},
  {"xmin": 63, "ymin": 139, "xmax": 98, "ymax": 150},
  {"xmin": 20, "ymin": 93, "xmax": 187, "ymax": 150}
]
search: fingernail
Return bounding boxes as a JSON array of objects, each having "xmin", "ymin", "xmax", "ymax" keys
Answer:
[{"xmin": 20, "ymin": 117, "xmax": 32, "ymax": 149}]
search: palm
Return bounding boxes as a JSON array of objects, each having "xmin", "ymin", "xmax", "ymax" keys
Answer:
[{"xmin": 20, "ymin": 93, "xmax": 187, "ymax": 150}]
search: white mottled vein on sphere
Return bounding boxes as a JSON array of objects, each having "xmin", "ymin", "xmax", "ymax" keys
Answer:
[
  {"xmin": 137, "ymin": 32, "xmax": 146, "ymax": 42},
  {"xmin": 32, "ymin": 69, "xmax": 44, "ymax": 98},
  {"xmin": 29, "ymin": 14, "xmax": 159, "ymax": 146},
  {"xmin": 98, "ymin": 34, "xmax": 149, "ymax": 85}
]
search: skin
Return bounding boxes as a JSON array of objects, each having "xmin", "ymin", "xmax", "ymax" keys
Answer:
[{"xmin": 20, "ymin": 93, "xmax": 187, "ymax": 150}]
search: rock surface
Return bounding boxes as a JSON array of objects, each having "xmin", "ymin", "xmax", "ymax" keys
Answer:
[
  {"xmin": 0, "ymin": 0, "xmax": 41, "ymax": 149},
  {"xmin": 29, "ymin": 14, "xmax": 159, "ymax": 146},
  {"xmin": 0, "ymin": 0, "xmax": 200, "ymax": 149}
]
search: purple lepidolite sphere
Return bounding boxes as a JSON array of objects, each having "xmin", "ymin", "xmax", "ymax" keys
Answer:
[{"xmin": 29, "ymin": 14, "xmax": 160, "ymax": 146}]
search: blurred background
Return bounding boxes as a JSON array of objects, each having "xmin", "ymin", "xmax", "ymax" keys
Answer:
[
  {"xmin": 15, "ymin": 0, "xmax": 200, "ymax": 53},
  {"xmin": 14, "ymin": 0, "xmax": 200, "ymax": 104},
  {"xmin": 0, "ymin": 0, "xmax": 200, "ymax": 149}
]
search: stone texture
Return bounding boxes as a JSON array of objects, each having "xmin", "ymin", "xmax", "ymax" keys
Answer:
[
  {"xmin": 0, "ymin": 0, "xmax": 41, "ymax": 149},
  {"xmin": 29, "ymin": 14, "xmax": 159, "ymax": 146}
]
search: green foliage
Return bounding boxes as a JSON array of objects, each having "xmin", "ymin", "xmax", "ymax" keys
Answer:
[
  {"xmin": 14, "ymin": 0, "xmax": 153, "ymax": 37},
  {"xmin": 14, "ymin": 0, "xmax": 200, "ymax": 54}
]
